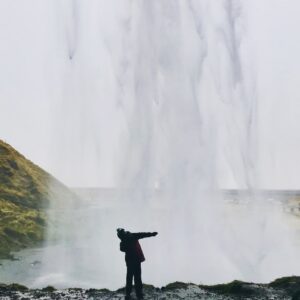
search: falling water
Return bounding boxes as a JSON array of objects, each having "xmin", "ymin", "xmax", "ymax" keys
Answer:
[{"xmin": 1, "ymin": 0, "xmax": 300, "ymax": 290}]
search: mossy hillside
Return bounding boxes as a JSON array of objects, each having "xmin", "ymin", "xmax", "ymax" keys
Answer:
[
  {"xmin": 269, "ymin": 276, "xmax": 300, "ymax": 297},
  {"xmin": 200, "ymin": 280, "xmax": 257, "ymax": 297},
  {"xmin": 0, "ymin": 140, "xmax": 52, "ymax": 209},
  {"xmin": 0, "ymin": 199, "xmax": 46, "ymax": 259},
  {"xmin": 0, "ymin": 139, "xmax": 75, "ymax": 259}
]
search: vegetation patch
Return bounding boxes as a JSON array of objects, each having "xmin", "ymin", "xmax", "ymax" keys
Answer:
[
  {"xmin": 2, "ymin": 278, "xmax": 300, "ymax": 299},
  {"xmin": 41, "ymin": 286, "xmax": 56, "ymax": 292},
  {"xmin": 269, "ymin": 276, "xmax": 300, "ymax": 297},
  {"xmin": 163, "ymin": 281, "xmax": 189, "ymax": 291},
  {"xmin": 0, "ymin": 140, "xmax": 76, "ymax": 259},
  {"xmin": 200, "ymin": 280, "xmax": 257, "ymax": 297},
  {"xmin": 0, "ymin": 283, "xmax": 28, "ymax": 292},
  {"xmin": 269, "ymin": 276, "xmax": 300, "ymax": 289}
]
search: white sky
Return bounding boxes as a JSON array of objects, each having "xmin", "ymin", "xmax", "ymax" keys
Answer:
[{"xmin": 0, "ymin": 1, "xmax": 300, "ymax": 188}]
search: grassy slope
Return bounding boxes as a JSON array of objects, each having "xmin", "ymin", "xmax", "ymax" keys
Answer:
[{"xmin": 0, "ymin": 140, "xmax": 74, "ymax": 259}]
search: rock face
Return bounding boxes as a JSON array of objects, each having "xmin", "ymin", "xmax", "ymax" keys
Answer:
[
  {"xmin": 0, "ymin": 140, "xmax": 75, "ymax": 259},
  {"xmin": 1, "ymin": 277, "xmax": 300, "ymax": 299}
]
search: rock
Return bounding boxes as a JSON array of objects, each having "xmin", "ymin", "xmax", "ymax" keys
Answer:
[{"xmin": 0, "ymin": 277, "xmax": 300, "ymax": 299}]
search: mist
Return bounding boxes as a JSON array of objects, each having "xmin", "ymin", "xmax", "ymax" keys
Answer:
[
  {"xmin": 0, "ymin": 0, "xmax": 300, "ymax": 188},
  {"xmin": 1, "ymin": 0, "xmax": 300, "ymax": 290}
]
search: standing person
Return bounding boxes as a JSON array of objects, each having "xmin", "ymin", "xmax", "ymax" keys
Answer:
[{"xmin": 117, "ymin": 228, "xmax": 158, "ymax": 300}]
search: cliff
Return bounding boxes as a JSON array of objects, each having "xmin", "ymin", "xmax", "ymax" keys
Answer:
[{"xmin": 0, "ymin": 140, "xmax": 75, "ymax": 259}]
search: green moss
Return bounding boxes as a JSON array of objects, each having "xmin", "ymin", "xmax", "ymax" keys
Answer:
[
  {"xmin": 42, "ymin": 286, "xmax": 56, "ymax": 292},
  {"xmin": 163, "ymin": 282, "xmax": 189, "ymax": 291},
  {"xmin": 269, "ymin": 276, "xmax": 300, "ymax": 298},
  {"xmin": 269, "ymin": 276, "xmax": 300, "ymax": 289},
  {"xmin": 0, "ymin": 198, "xmax": 47, "ymax": 258},
  {"xmin": 142, "ymin": 283, "xmax": 156, "ymax": 290},
  {"xmin": 0, "ymin": 283, "xmax": 29, "ymax": 291},
  {"xmin": 0, "ymin": 139, "xmax": 76, "ymax": 259},
  {"xmin": 87, "ymin": 288, "xmax": 111, "ymax": 293},
  {"xmin": 200, "ymin": 280, "xmax": 255, "ymax": 297}
]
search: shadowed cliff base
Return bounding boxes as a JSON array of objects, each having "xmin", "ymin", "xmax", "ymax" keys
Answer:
[{"xmin": 1, "ymin": 277, "xmax": 300, "ymax": 299}]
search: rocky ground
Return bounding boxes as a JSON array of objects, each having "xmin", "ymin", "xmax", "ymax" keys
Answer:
[{"xmin": 1, "ymin": 277, "xmax": 300, "ymax": 299}]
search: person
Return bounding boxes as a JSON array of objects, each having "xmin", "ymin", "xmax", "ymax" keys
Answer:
[{"xmin": 117, "ymin": 228, "xmax": 158, "ymax": 300}]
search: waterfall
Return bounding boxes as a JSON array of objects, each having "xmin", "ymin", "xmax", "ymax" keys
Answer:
[
  {"xmin": 1, "ymin": 0, "xmax": 300, "ymax": 290},
  {"xmin": 39, "ymin": 1, "xmax": 300, "ymax": 288}
]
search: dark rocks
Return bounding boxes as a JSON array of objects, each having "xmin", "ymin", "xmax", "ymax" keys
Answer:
[
  {"xmin": 1, "ymin": 277, "xmax": 300, "ymax": 299},
  {"xmin": 41, "ymin": 286, "xmax": 56, "ymax": 292},
  {"xmin": 163, "ymin": 281, "xmax": 189, "ymax": 291},
  {"xmin": 269, "ymin": 276, "xmax": 300, "ymax": 299},
  {"xmin": 200, "ymin": 280, "xmax": 259, "ymax": 297}
]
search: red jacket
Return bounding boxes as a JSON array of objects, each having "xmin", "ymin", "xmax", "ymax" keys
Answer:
[
  {"xmin": 135, "ymin": 240, "xmax": 145, "ymax": 262},
  {"xmin": 119, "ymin": 231, "xmax": 156, "ymax": 264}
]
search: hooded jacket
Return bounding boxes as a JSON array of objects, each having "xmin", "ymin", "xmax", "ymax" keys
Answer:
[{"xmin": 118, "ymin": 231, "xmax": 156, "ymax": 264}]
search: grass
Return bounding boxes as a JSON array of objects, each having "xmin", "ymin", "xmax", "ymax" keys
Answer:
[
  {"xmin": 0, "ymin": 139, "xmax": 75, "ymax": 259},
  {"xmin": 163, "ymin": 282, "xmax": 189, "ymax": 290},
  {"xmin": 269, "ymin": 276, "xmax": 300, "ymax": 289},
  {"xmin": 0, "ymin": 198, "xmax": 46, "ymax": 259},
  {"xmin": 200, "ymin": 280, "xmax": 256, "ymax": 297}
]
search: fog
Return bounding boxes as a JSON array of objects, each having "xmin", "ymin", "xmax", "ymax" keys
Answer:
[
  {"xmin": 1, "ymin": 0, "xmax": 300, "ymax": 290},
  {"xmin": 0, "ymin": 1, "xmax": 300, "ymax": 188}
]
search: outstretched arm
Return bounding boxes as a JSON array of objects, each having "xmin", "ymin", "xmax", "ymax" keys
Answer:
[{"xmin": 132, "ymin": 232, "xmax": 158, "ymax": 240}]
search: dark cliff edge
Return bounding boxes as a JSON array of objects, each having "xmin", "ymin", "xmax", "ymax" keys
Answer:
[{"xmin": 0, "ymin": 140, "xmax": 76, "ymax": 259}]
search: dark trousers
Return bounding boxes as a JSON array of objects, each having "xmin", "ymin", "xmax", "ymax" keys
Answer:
[{"xmin": 126, "ymin": 261, "xmax": 143, "ymax": 298}]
